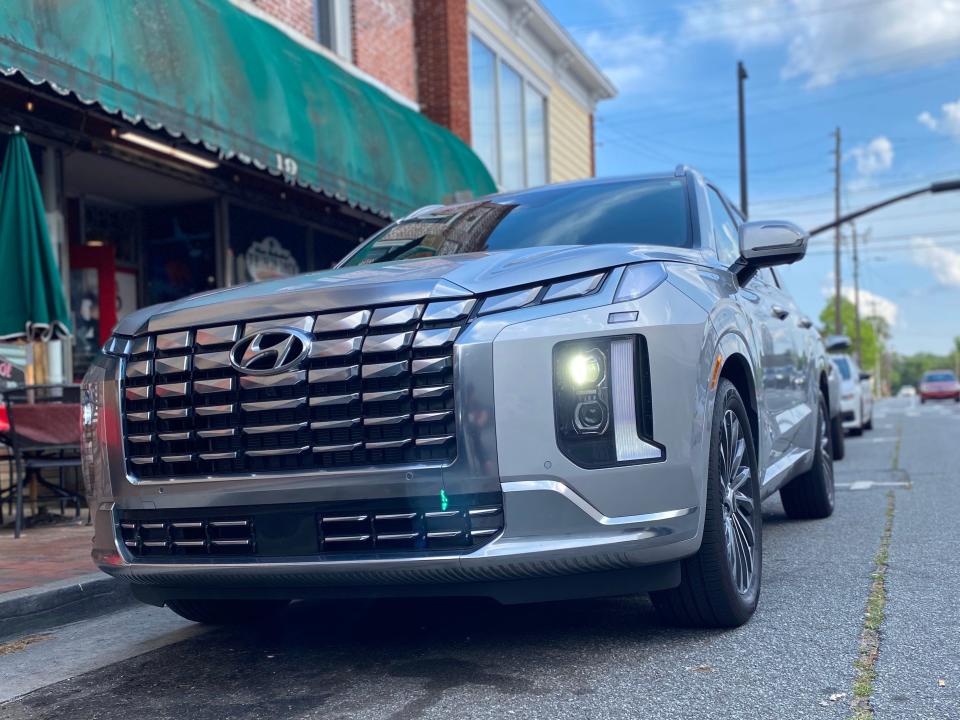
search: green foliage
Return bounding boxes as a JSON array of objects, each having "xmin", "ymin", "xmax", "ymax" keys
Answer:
[{"xmin": 819, "ymin": 296, "xmax": 883, "ymax": 371}]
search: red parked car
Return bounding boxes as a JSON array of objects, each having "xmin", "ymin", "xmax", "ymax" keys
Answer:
[{"xmin": 919, "ymin": 370, "xmax": 960, "ymax": 403}]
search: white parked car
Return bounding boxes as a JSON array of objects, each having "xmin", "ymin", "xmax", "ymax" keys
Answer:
[
  {"xmin": 897, "ymin": 385, "xmax": 917, "ymax": 398},
  {"xmin": 831, "ymin": 354, "xmax": 873, "ymax": 435}
]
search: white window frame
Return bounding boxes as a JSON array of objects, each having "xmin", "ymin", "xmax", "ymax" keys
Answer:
[
  {"xmin": 315, "ymin": 0, "xmax": 352, "ymax": 60},
  {"xmin": 468, "ymin": 24, "xmax": 550, "ymax": 189}
]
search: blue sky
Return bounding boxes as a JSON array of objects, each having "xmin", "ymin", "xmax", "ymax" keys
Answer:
[{"xmin": 543, "ymin": 0, "xmax": 960, "ymax": 355}]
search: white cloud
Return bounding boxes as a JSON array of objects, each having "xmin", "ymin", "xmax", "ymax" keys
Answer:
[
  {"xmin": 840, "ymin": 287, "xmax": 899, "ymax": 326},
  {"xmin": 916, "ymin": 98, "xmax": 960, "ymax": 140},
  {"xmin": 679, "ymin": 0, "xmax": 960, "ymax": 88},
  {"xmin": 581, "ymin": 28, "xmax": 668, "ymax": 93},
  {"xmin": 843, "ymin": 136, "xmax": 894, "ymax": 191},
  {"xmin": 910, "ymin": 237, "xmax": 960, "ymax": 286},
  {"xmin": 820, "ymin": 278, "xmax": 899, "ymax": 325},
  {"xmin": 846, "ymin": 136, "xmax": 894, "ymax": 182}
]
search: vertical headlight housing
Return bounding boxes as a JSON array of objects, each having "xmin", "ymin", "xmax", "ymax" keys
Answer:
[{"xmin": 553, "ymin": 336, "xmax": 663, "ymax": 468}]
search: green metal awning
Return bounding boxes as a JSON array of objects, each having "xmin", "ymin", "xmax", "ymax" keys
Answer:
[{"xmin": 0, "ymin": 0, "xmax": 496, "ymax": 218}]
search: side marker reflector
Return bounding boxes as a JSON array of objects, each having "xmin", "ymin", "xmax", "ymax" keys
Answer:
[{"xmin": 709, "ymin": 354, "xmax": 723, "ymax": 390}]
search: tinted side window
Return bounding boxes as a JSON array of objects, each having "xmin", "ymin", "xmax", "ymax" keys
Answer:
[{"xmin": 707, "ymin": 187, "xmax": 740, "ymax": 266}]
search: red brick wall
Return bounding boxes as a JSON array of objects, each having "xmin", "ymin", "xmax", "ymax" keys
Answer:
[
  {"xmin": 352, "ymin": 0, "xmax": 418, "ymax": 102},
  {"xmin": 413, "ymin": 0, "xmax": 469, "ymax": 144},
  {"xmin": 250, "ymin": 0, "xmax": 316, "ymax": 39}
]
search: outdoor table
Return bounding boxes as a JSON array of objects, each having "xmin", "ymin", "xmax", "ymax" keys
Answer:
[{"xmin": 0, "ymin": 388, "xmax": 83, "ymax": 537}]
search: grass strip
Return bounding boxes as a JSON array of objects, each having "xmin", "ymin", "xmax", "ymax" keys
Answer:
[{"xmin": 850, "ymin": 490, "xmax": 895, "ymax": 719}]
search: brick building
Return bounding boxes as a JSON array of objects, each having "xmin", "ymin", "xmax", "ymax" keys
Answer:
[
  {"xmin": 0, "ymin": 0, "xmax": 612, "ymax": 381},
  {"xmin": 247, "ymin": 0, "xmax": 616, "ymax": 188}
]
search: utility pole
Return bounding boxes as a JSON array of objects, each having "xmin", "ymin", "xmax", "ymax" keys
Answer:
[
  {"xmin": 852, "ymin": 223, "xmax": 861, "ymax": 364},
  {"xmin": 833, "ymin": 127, "xmax": 843, "ymax": 335},
  {"xmin": 737, "ymin": 61, "xmax": 748, "ymax": 216}
]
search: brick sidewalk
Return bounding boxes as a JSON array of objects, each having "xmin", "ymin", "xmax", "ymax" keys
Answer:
[{"xmin": 0, "ymin": 522, "xmax": 96, "ymax": 594}]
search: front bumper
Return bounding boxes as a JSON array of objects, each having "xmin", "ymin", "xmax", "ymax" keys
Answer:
[
  {"xmin": 920, "ymin": 390, "xmax": 959, "ymax": 400},
  {"xmin": 95, "ymin": 481, "xmax": 698, "ymax": 602},
  {"xmin": 841, "ymin": 398, "xmax": 861, "ymax": 429},
  {"xmin": 88, "ymin": 269, "xmax": 712, "ymax": 602}
]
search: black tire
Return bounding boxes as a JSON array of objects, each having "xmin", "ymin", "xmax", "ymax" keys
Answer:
[
  {"xmin": 780, "ymin": 393, "xmax": 835, "ymax": 520},
  {"xmin": 863, "ymin": 413, "xmax": 873, "ymax": 431},
  {"xmin": 921, "ymin": 397, "xmax": 926, "ymax": 404},
  {"xmin": 849, "ymin": 423, "xmax": 863, "ymax": 436},
  {"xmin": 831, "ymin": 413, "xmax": 845, "ymax": 461},
  {"xmin": 651, "ymin": 379, "xmax": 761, "ymax": 628},
  {"xmin": 166, "ymin": 598, "xmax": 289, "ymax": 625}
]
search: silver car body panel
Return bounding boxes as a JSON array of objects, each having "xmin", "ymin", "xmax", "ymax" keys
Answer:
[{"xmin": 86, "ymin": 171, "xmax": 835, "ymax": 600}]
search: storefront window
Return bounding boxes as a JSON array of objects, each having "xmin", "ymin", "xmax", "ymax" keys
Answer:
[
  {"xmin": 142, "ymin": 203, "xmax": 217, "ymax": 305},
  {"xmin": 499, "ymin": 63, "xmax": 524, "ymax": 191},
  {"xmin": 229, "ymin": 205, "xmax": 309, "ymax": 284},
  {"xmin": 525, "ymin": 86, "xmax": 547, "ymax": 187},
  {"xmin": 468, "ymin": 34, "xmax": 550, "ymax": 190},
  {"xmin": 469, "ymin": 36, "xmax": 498, "ymax": 182}
]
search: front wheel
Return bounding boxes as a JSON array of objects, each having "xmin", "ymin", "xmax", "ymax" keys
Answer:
[
  {"xmin": 166, "ymin": 599, "xmax": 289, "ymax": 625},
  {"xmin": 780, "ymin": 393, "xmax": 835, "ymax": 520},
  {"xmin": 651, "ymin": 379, "xmax": 761, "ymax": 628}
]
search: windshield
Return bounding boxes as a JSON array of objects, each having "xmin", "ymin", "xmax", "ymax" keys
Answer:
[
  {"xmin": 924, "ymin": 371, "xmax": 956, "ymax": 383},
  {"xmin": 340, "ymin": 178, "xmax": 691, "ymax": 266},
  {"xmin": 833, "ymin": 357, "xmax": 852, "ymax": 380}
]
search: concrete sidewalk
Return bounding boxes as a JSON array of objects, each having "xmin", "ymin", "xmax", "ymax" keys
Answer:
[
  {"xmin": 0, "ymin": 523, "xmax": 133, "ymax": 639},
  {"xmin": 0, "ymin": 523, "xmax": 96, "ymax": 594}
]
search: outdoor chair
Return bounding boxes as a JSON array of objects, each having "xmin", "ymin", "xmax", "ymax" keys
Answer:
[{"xmin": 0, "ymin": 384, "xmax": 84, "ymax": 538}]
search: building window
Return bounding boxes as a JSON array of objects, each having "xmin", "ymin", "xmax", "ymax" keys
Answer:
[
  {"xmin": 469, "ymin": 35, "xmax": 548, "ymax": 190},
  {"xmin": 315, "ymin": 0, "xmax": 352, "ymax": 59}
]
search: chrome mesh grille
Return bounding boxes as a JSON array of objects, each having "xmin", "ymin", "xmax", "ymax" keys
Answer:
[{"xmin": 121, "ymin": 300, "xmax": 473, "ymax": 480}]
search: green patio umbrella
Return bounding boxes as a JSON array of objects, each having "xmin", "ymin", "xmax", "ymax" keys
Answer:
[{"xmin": 0, "ymin": 128, "xmax": 70, "ymax": 340}]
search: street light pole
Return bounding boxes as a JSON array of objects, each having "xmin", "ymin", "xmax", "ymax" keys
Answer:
[
  {"xmin": 833, "ymin": 127, "xmax": 842, "ymax": 335},
  {"xmin": 737, "ymin": 61, "xmax": 748, "ymax": 217},
  {"xmin": 852, "ymin": 223, "xmax": 861, "ymax": 364}
]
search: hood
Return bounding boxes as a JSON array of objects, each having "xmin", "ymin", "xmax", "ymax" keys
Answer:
[{"xmin": 118, "ymin": 244, "xmax": 704, "ymax": 334}]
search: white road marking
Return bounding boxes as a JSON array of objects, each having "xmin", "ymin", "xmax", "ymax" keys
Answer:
[{"xmin": 837, "ymin": 481, "xmax": 911, "ymax": 491}]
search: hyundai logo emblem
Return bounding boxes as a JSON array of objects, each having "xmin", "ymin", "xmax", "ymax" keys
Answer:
[{"xmin": 230, "ymin": 328, "xmax": 311, "ymax": 375}]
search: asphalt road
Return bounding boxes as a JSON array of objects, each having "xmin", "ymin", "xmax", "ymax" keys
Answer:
[{"xmin": 2, "ymin": 397, "xmax": 958, "ymax": 719}]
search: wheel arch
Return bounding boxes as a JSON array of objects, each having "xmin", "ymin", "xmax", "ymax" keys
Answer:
[{"xmin": 718, "ymin": 351, "xmax": 759, "ymax": 451}]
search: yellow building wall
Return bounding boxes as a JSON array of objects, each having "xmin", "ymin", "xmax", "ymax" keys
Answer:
[{"xmin": 468, "ymin": 3, "xmax": 594, "ymax": 183}]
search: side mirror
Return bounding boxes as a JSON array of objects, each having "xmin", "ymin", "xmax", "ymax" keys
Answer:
[
  {"xmin": 859, "ymin": 372, "xmax": 872, "ymax": 381},
  {"xmin": 738, "ymin": 220, "xmax": 808, "ymax": 268}
]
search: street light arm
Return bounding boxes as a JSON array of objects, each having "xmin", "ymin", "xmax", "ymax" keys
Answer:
[
  {"xmin": 807, "ymin": 178, "xmax": 960, "ymax": 237},
  {"xmin": 808, "ymin": 187, "xmax": 928, "ymax": 237}
]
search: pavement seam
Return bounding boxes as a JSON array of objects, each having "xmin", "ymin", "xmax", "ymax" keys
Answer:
[{"xmin": 849, "ymin": 489, "xmax": 895, "ymax": 720}]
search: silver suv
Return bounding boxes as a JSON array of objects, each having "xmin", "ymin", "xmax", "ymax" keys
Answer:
[{"xmin": 83, "ymin": 168, "xmax": 838, "ymax": 628}]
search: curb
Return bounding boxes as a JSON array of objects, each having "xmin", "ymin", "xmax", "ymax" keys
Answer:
[{"xmin": 0, "ymin": 573, "xmax": 136, "ymax": 640}]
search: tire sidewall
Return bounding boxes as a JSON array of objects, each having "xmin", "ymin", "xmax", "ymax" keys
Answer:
[{"xmin": 706, "ymin": 379, "xmax": 762, "ymax": 617}]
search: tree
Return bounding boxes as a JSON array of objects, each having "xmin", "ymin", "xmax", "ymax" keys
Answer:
[{"xmin": 818, "ymin": 296, "xmax": 883, "ymax": 371}]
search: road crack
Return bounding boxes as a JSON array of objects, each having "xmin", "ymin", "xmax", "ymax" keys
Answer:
[{"xmin": 849, "ymin": 490, "xmax": 895, "ymax": 720}]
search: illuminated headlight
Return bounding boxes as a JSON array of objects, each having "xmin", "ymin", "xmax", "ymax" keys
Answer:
[
  {"xmin": 567, "ymin": 348, "xmax": 605, "ymax": 389},
  {"xmin": 553, "ymin": 337, "xmax": 663, "ymax": 468}
]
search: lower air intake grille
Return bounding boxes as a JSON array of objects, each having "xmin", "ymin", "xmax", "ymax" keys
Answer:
[
  {"xmin": 319, "ymin": 505, "xmax": 502, "ymax": 552},
  {"xmin": 116, "ymin": 498, "xmax": 502, "ymax": 559},
  {"xmin": 119, "ymin": 517, "xmax": 254, "ymax": 557}
]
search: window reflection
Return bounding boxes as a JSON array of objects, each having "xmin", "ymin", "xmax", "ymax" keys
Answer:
[{"xmin": 341, "ymin": 179, "xmax": 691, "ymax": 266}]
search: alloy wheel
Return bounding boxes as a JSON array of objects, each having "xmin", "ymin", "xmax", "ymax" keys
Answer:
[{"xmin": 718, "ymin": 409, "xmax": 757, "ymax": 596}]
